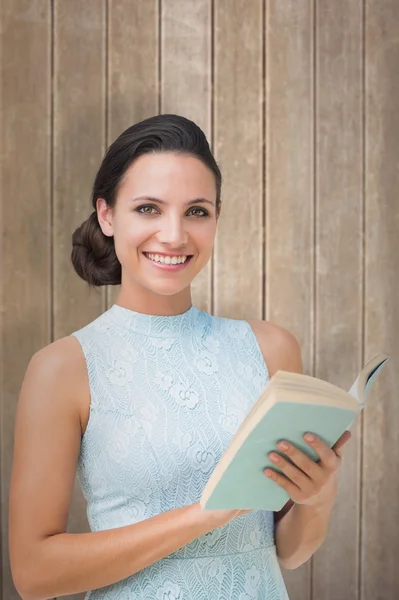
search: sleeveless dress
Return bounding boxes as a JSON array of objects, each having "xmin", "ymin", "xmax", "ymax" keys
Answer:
[{"xmin": 72, "ymin": 304, "xmax": 289, "ymax": 600}]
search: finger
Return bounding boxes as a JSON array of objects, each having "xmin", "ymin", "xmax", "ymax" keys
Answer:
[
  {"xmin": 303, "ymin": 433, "xmax": 339, "ymax": 473},
  {"xmin": 275, "ymin": 441, "xmax": 323, "ymax": 482},
  {"xmin": 332, "ymin": 430, "xmax": 352, "ymax": 458},
  {"xmin": 268, "ymin": 451, "xmax": 315, "ymax": 493},
  {"xmin": 264, "ymin": 467, "xmax": 305, "ymax": 502}
]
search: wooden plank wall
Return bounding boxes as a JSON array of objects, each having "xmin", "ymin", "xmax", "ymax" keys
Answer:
[{"xmin": 1, "ymin": 1, "xmax": 398, "ymax": 599}]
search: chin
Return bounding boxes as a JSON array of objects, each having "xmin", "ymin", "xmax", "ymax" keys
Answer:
[{"xmin": 143, "ymin": 280, "xmax": 190, "ymax": 297}]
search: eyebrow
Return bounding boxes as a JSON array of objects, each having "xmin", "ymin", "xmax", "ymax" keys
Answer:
[{"xmin": 130, "ymin": 196, "xmax": 215, "ymax": 207}]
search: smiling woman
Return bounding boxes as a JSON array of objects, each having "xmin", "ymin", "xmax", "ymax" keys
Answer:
[
  {"xmin": 9, "ymin": 114, "xmax": 346, "ymax": 600},
  {"xmin": 91, "ymin": 149, "xmax": 219, "ymax": 305},
  {"xmin": 71, "ymin": 115, "xmax": 221, "ymax": 309}
]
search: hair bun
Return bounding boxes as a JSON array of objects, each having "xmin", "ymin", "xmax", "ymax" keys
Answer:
[{"xmin": 71, "ymin": 212, "xmax": 121, "ymax": 286}]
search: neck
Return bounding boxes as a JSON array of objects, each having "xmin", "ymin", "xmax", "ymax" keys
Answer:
[{"xmin": 115, "ymin": 278, "xmax": 192, "ymax": 317}]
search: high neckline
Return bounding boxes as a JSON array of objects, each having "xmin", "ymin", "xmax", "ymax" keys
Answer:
[{"xmin": 107, "ymin": 303, "xmax": 201, "ymax": 337}]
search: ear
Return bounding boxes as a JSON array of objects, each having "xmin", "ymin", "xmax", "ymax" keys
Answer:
[
  {"xmin": 216, "ymin": 202, "xmax": 222, "ymax": 220},
  {"xmin": 96, "ymin": 198, "xmax": 114, "ymax": 237}
]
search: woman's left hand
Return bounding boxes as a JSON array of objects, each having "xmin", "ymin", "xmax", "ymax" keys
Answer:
[{"xmin": 264, "ymin": 430, "xmax": 352, "ymax": 507}]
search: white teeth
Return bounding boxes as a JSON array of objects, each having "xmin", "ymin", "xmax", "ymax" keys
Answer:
[{"xmin": 146, "ymin": 253, "xmax": 188, "ymax": 265}]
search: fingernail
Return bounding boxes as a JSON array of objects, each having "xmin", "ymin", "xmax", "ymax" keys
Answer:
[
  {"xmin": 277, "ymin": 441, "xmax": 289, "ymax": 451},
  {"xmin": 305, "ymin": 433, "xmax": 315, "ymax": 442}
]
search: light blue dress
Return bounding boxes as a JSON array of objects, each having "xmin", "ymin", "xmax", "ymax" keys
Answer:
[{"xmin": 72, "ymin": 304, "xmax": 289, "ymax": 599}]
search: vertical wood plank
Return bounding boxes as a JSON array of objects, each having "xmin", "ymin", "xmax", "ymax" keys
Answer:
[
  {"xmin": 53, "ymin": 0, "xmax": 106, "ymax": 338},
  {"xmin": 265, "ymin": 1, "xmax": 313, "ymax": 598},
  {"xmin": 0, "ymin": 2, "xmax": 3, "ymax": 595},
  {"xmin": 213, "ymin": 0, "xmax": 264, "ymax": 320},
  {"xmin": 0, "ymin": 3, "xmax": 2, "ymax": 593},
  {"xmin": 362, "ymin": 1, "xmax": 399, "ymax": 598},
  {"xmin": 107, "ymin": 0, "xmax": 159, "ymax": 307},
  {"xmin": 161, "ymin": 0, "xmax": 212, "ymax": 312},
  {"xmin": 312, "ymin": 2, "xmax": 364, "ymax": 599},
  {"xmin": 108, "ymin": 0, "xmax": 158, "ymax": 136},
  {"xmin": 53, "ymin": 1, "xmax": 107, "ymax": 599},
  {"xmin": 0, "ymin": 2, "xmax": 51, "ymax": 598}
]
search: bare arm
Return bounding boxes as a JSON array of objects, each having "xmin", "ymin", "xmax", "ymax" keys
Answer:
[
  {"xmin": 17, "ymin": 501, "xmax": 217, "ymax": 599},
  {"xmin": 9, "ymin": 338, "xmax": 241, "ymax": 600},
  {"xmin": 273, "ymin": 497, "xmax": 335, "ymax": 569}
]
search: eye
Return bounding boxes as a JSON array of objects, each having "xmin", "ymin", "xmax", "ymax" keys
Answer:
[
  {"xmin": 187, "ymin": 207, "xmax": 209, "ymax": 217},
  {"xmin": 136, "ymin": 204, "xmax": 160, "ymax": 215}
]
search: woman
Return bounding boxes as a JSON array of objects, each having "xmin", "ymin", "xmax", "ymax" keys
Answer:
[{"xmin": 9, "ymin": 114, "xmax": 350, "ymax": 599}]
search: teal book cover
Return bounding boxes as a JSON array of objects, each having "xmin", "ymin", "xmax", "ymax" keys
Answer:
[{"xmin": 200, "ymin": 354, "xmax": 390, "ymax": 512}]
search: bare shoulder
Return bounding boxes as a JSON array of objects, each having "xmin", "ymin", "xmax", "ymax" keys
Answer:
[
  {"xmin": 22, "ymin": 335, "xmax": 90, "ymax": 434},
  {"xmin": 27, "ymin": 335, "xmax": 87, "ymax": 393},
  {"xmin": 246, "ymin": 319, "xmax": 303, "ymax": 377},
  {"xmin": 31, "ymin": 334, "xmax": 85, "ymax": 370}
]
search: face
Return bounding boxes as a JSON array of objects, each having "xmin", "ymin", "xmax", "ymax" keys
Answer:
[{"xmin": 97, "ymin": 152, "xmax": 220, "ymax": 297}]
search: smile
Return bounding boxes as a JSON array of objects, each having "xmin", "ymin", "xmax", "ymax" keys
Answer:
[
  {"xmin": 144, "ymin": 253, "xmax": 190, "ymax": 265},
  {"xmin": 143, "ymin": 252, "xmax": 193, "ymax": 269}
]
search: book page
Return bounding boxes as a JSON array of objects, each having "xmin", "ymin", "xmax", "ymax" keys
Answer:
[{"xmin": 348, "ymin": 354, "xmax": 390, "ymax": 408}]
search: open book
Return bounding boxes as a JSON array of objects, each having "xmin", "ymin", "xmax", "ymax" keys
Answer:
[{"xmin": 200, "ymin": 353, "xmax": 390, "ymax": 512}]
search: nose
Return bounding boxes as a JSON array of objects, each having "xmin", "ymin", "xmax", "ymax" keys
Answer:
[{"xmin": 157, "ymin": 214, "xmax": 188, "ymax": 248}]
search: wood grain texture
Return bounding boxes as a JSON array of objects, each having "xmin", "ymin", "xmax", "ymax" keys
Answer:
[
  {"xmin": 0, "ymin": 2, "xmax": 51, "ymax": 598},
  {"xmin": 361, "ymin": 1, "xmax": 399, "ymax": 598},
  {"xmin": 108, "ymin": 0, "xmax": 158, "ymax": 137},
  {"xmin": 53, "ymin": 2, "xmax": 107, "ymax": 599},
  {"xmin": 107, "ymin": 0, "xmax": 159, "ymax": 307},
  {"xmin": 0, "ymin": 5, "xmax": 3, "ymax": 596},
  {"xmin": 312, "ymin": 2, "xmax": 364, "ymax": 599},
  {"xmin": 0, "ymin": 2, "xmax": 5, "ymax": 600},
  {"xmin": 213, "ymin": 0, "xmax": 264, "ymax": 320},
  {"xmin": 1, "ymin": 2, "xmax": 399, "ymax": 598},
  {"xmin": 265, "ymin": 1, "xmax": 313, "ymax": 597},
  {"xmin": 161, "ymin": 0, "xmax": 212, "ymax": 312},
  {"xmin": 53, "ymin": 0, "xmax": 106, "ymax": 339}
]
